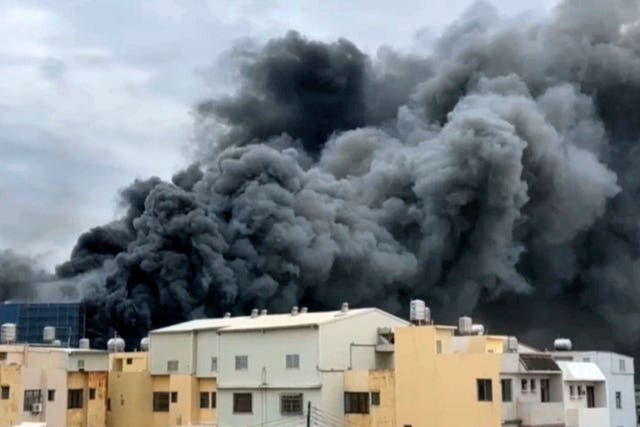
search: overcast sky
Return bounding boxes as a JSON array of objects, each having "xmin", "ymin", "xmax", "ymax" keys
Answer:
[{"xmin": 0, "ymin": 0, "xmax": 559, "ymax": 270}]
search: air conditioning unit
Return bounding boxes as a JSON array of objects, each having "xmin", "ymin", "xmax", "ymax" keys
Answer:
[{"xmin": 31, "ymin": 402, "xmax": 43, "ymax": 414}]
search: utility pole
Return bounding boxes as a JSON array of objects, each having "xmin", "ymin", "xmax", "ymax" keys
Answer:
[{"xmin": 306, "ymin": 401, "xmax": 311, "ymax": 427}]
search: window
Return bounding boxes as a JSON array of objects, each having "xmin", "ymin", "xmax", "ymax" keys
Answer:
[
  {"xmin": 235, "ymin": 355, "xmax": 248, "ymax": 371},
  {"xmin": 286, "ymin": 354, "xmax": 300, "ymax": 369},
  {"xmin": 530, "ymin": 379, "xmax": 536, "ymax": 392},
  {"xmin": 541, "ymin": 379, "xmax": 550, "ymax": 403},
  {"xmin": 89, "ymin": 388, "xmax": 96, "ymax": 400},
  {"xmin": 68, "ymin": 389, "xmax": 83, "ymax": 409},
  {"xmin": 153, "ymin": 392, "xmax": 169, "ymax": 412},
  {"xmin": 583, "ymin": 357, "xmax": 590, "ymax": 362},
  {"xmin": 233, "ymin": 393, "xmax": 252, "ymax": 413},
  {"xmin": 371, "ymin": 391, "xmax": 380, "ymax": 406},
  {"xmin": 211, "ymin": 392, "xmax": 216, "ymax": 409},
  {"xmin": 167, "ymin": 360, "xmax": 179, "ymax": 372},
  {"xmin": 24, "ymin": 390, "xmax": 42, "ymax": 411},
  {"xmin": 107, "ymin": 398, "xmax": 111, "ymax": 411},
  {"xmin": 77, "ymin": 359, "xmax": 85, "ymax": 370},
  {"xmin": 344, "ymin": 392, "xmax": 369, "ymax": 414},
  {"xmin": 210, "ymin": 357, "xmax": 218, "ymax": 372},
  {"xmin": 521, "ymin": 379, "xmax": 528, "ymax": 393},
  {"xmin": 48, "ymin": 389, "xmax": 55, "ymax": 401},
  {"xmin": 570, "ymin": 385, "xmax": 575, "ymax": 398},
  {"xmin": 477, "ymin": 379, "xmax": 493, "ymax": 402},
  {"xmin": 126, "ymin": 358, "xmax": 133, "ymax": 365},
  {"xmin": 200, "ymin": 392, "xmax": 210, "ymax": 409},
  {"xmin": 619, "ymin": 359, "xmax": 626, "ymax": 372},
  {"xmin": 171, "ymin": 391, "xmax": 178, "ymax": 403},
  {"xmin": 0, "ymin": 352, "xmax": 6, "ymax": 361},
  {"xmin": 616, "ymin": 391, "xmax": 622, "ymax": 409},
  {"xmin": 501, "ymin": 379, "xmax": 512, "ymax": 402},
  {"xmin": 0, "ymin": 386, "xmax": 8, "ymax": 400},
  {"xmin": 281, "ymin": 393, "xmax": 303, "ymax": 415},
  {"xmin": 436, "ymin": 340, "xmax": 442, "ymax": 354}
]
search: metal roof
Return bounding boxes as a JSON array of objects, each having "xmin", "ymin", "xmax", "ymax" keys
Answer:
[
  {"xmin": 557, "ymin": 361, "xmax": 606, "ymax": 382},
  {"xmin": 150, "ymin": 308, "xmax": 408, "ymax": 334}
]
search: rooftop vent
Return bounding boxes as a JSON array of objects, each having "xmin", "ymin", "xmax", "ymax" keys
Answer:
[
  {"xmin": 341, "ymin": 302, "xmax": 349, "ymax": 313},
  {"xmin": 223, "ymin": 312, "xmax": 231, "ymax": 318},
  {"xmin": 300, "ymin": 307, "xmax": 308, "ymax": 313},
  {"xmin": 250, "ymin": 308, "xmax": 259, "ymax": 318},
  {"xmin": 260, "ymin": 309, "xmax": 268, "ymax": 316},
  {"xmin": 291, "ymin": 306, "xmax": 299, "ymax": 316}
]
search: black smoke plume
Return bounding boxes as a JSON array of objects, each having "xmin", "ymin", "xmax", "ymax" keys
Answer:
[{"xmin": 52, "ymin": 0, "xmax": 640, "ymax": 356}]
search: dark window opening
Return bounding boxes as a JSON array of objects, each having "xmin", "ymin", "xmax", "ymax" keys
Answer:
[
  {"xmin": 171, "ymin": 391, "xmax": 178, "ymax": 403},
  {"xmin": 48, "ymin": 389, "xmax": 55, "ymax": 402},
  {"xmin": 371, "ymin": 391, "xmax": 380, "ymax": 406},
  {"xmin": 153, "ymin": 392, "xmax": 169, "ymax": 412},
  {"xmin": 281, "ymin": 393, "xmax": 303, "ymax": 415},
  {"xmin": 233, "ymin": 393, "xmax": 252, "ymax": 413},
  {"xmin": 345, "ymin": 392, "xmax": 369, "ymax": 414},
  {"xmin": 211, "ymin": 392, "xmax": 217, "ymax": 409},
  {"xmin": 501, "ymin": 379, "xmax": 512, "ymax": 402},
  {"xmin": 199, "ymin": 392, "xmax": 209, "ymax": 409},
  {"xmin": 1, "ymin": 386, "xmax": 9, "ymax": 400},
  {"xmin": 126, "ymin": 358, "xmax": 132, "ymax": 365},
  {"xmin": 477, "ymin": 379, "xmax": 493, "ymax": 402},
  {"xmin": 68, "ymin": 389, "xmax": 83, "ymax": 409}
]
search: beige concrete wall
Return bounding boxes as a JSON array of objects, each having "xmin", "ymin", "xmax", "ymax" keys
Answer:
[
  {"xmin": 344, "ymin": 370, "xmax": 395, "ymax": 427},
  {"xmin": 67, "ymin": 371, "xmax": 87, "ymax": 427},
  {"xmin": 45, "ymin": 368, "xmax": 68, "ymax": 427},
  {"xmin": 87, "ymin": 372, "xmax": 107, "ymax": 427},
  {"xmin": 395, "ymin": 326, "xmax": 503, "ymax": 427},
  {"xmin": 109, "ymin": 352, "xmax": 148, "ymax": 373},
  {"xmin": 107, "ymin": 370, "xmax": 153, "ymax": 427},
  {"xmin": 152, "ymin": 375, "xmax": 170, "ymax": 427},
  {"xmin": 0, "ymin": 364, "xmax": 21, "ymax": 427},
  {"xmin": 197, "ymin": 378, "xmax": 217, "ymax": 424}
]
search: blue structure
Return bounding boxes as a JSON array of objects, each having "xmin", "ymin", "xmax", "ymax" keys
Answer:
[{"xmin": 0, "ymin": 302, "xmax": 85, "ymax": 346}]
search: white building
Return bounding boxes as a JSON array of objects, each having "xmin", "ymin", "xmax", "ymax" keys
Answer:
[
  {"xmin": 550, "ymin": 350, "xmax": 636, "ymax": 427},
  {"xmin": 148, "ymin": 305, "xmax": 408, "ymax": 427}
]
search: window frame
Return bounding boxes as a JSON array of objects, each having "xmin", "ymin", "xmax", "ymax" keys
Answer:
[
  {"xmin": 1, "ymin": 385, "xmax": 9, "ymax": 400},
  {"xmin": 23, "ymin": 390, "xmax": 42, "ymax": 411},
  {"xmin": 501, "ymin": 379, "xmax": 512, "ymax": 402},
  {"xmin": 171, "ymin": 391, "xmax": 178, "ymax": 403},
  {"xmin": 477, "ymin": 379, "xmax": 493, "ymax": 402},
  {"xmin": 48, "ymin": 389, "xmax": 55, "ymax": 402},
  {"xmin": 235, "ymin": 355, "xmax": 248, "ymax": 371},
  {"xmin": 344, "ymin": 392, "xmax": 370, "ymax": 414},
  {"xmin": 67, "ymin": 389, "xmax": 83, "ymax": 409},
  {"xmin": 89, "ymin": 388, "xmax": 96, "ymax": 400},
  {"xmin": 233, "ymin": 392, "xmax": 252, "ymax": 413},
  {"xmin": 371, "ymin": 391, "xmax": 381, "ymax": 406},
  {"xmin": 167, "ymin": 360, "xmax": 179, "ymax": 372},
  {"xmin": 285, "ymin": 354, "xmax": 300, "ymax": 370},
  {"xmin": 210, "ymin": 356, "xmax": 218, "ymax": 372},
  {"xmin": 199, "ymin": 392, "xmax": 210, "ymax": 409},
  {"xmin": 280, "ymin": 393, "xmax": 304, "ymax": 415},
  {"xmin": 153, "ymin": 392, "xmax": 170, "ymax": 412},
  {"xmin": 616, "ymin": 391, "xmax": 622, "ymax": 409},
  {"xmin": 211, "ymin": 391, "xmax": 217, "ymax": 409}
]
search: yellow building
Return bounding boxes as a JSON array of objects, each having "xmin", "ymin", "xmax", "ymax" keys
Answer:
[
  {"xmin": 106, "ymin": 351, "xmax": 217, "ymax": 427},
  {"xmin": 394, "ymin": 325, "xmax": 504, "ymax": 427},
  {"xmin": 0, "ymin": 344, "xmax": 108, "ymax": 427},
  {"xmin": 344, "ymin": 370, "xmax": 396, "ymax": 427}
]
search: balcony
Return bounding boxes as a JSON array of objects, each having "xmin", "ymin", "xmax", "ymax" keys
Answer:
[
  {"xmin": 566, "ymin": 407, "xmax": 609, "ymax": 427},
  {"xmin": 516, "ymin": 401, "xmax": 564, "ymax": 426}
]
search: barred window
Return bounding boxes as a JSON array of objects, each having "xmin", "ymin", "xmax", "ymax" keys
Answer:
[
  {"xmin": 233, "ymin": 393, "xmax": 252, "ymax": 413},
  {"xmin": 285, "ymin": 354, "xmax": 300, "ymax": 369},
  {"xmin": 68, "ymin": 389, "xmax": 83, "ymax": 409},
  {"xmin": 371, "ymin": 391, "xmax": 380, "ymax": 406},
  {"xmin": 210, "ymin": 357, "xmax": 218, "ymax": 372},
  {"xmin": 167, "ymin": 360, "xmax": 179, "ymax": 372},
  {"xmin": 281, "ymin": 393, "xmax": 303, "ymax": 415},
  {"xmin": 24, "ymin": 390, "xmax": 42, "ymax": 411},
  {"xmin": 200, "ymin": 392, "xmax": 210, "ymax": 408},
  {"xmin": 477, "ymin": 379, "xmax": 492, "ymax": 402},
  {"xmin": 235, "ymin": 355, "xmax": 248, "ymax": 371},
  {"xmin": 344, "ymin": 392, "xmax": 369, "ymax": 414},
  {"xmin": 153, "ymin": 392, "xmax": 169, "ymax": 412}
]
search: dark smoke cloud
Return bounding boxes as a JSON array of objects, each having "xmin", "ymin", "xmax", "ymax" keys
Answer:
[
  {"xmin": 0, "ymin": 250, "xmax": 53, "ymax": 301},
  {"xmin": 52, "ymin": 0, "xmax": 640, "ymax": 358}
]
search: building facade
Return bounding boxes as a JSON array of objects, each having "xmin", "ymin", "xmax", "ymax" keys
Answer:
[
  {"xmin": 0, "ymin": 302, "xmax": 85, "ymax": 347},
  {"xmin": 0, "ymin": 344, "xmax": 108, "ymax": 427}
]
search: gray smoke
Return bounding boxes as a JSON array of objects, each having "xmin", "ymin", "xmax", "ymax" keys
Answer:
[
  {"xmin": 49, "ymin": 0, "xmax": 640, "ymax": 356},
  {"xmin": 0, "ymin": 250, "xmax": 53, "ymax": 301}
]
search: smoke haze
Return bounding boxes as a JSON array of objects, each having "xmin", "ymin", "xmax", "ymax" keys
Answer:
[{"xmin": 4, "ymin": 0, "xmax": 640, "ymax": 355}]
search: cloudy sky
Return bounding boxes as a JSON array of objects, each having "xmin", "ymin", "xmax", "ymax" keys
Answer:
[{"xmin": 0, "ymin": 0, "xmax": 559, "ymax": 270}]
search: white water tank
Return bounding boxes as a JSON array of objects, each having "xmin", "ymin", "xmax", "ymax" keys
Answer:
[
  {"xmin": 471, "ymin": 324, "xmax": 485, "ymax": 335},
  {"xmin": 43, "ymin": 326, "xmax": 56, "ymax": 343},
  {"xmin": 554, "ymin": 338, "xmax": 572, "ymax": 351},
  {"xmin": 291, "ymin": 306, "xmax": 299, "ymax": 316},
  {"xmin": 107, "ymin": 337, "xmax": 125, "ymax": 352},
  {"xmin": 140, "ymin": 337, "xmax": 150, "ymax": 352},
  {"xmin": 250, "ymin": 308, "xmax": 259, "ymax": 318},
  {"xmin": 505, "ymin": 336, "xmax": 518, "ymax": 352},
  {"xmin": 410, "ymin": 299, "xmax": 430, "ymax": 324},
  {"xmin": 79, "ymin": 338, "xmax": 90, "ymax": 349},
  {"xmin": 458, "ymin": 316, "xmax": 473, "ymax": 335},
  {"xmin": 51, "ymin": 339, "xmax": 62, "ymax": 347},
  {"xmin": 1, "ymin": 323, "xmax": 16, "ymax": 344}
]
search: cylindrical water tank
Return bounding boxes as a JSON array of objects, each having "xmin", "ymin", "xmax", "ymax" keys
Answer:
[
  {"xmin": 554, "ymin": 338, "xmax": 572, "ymax": 351},
  {"xmin": 458, "ymin": 316, "xmax": 473, "ymax": 335},
  {"xmin": 140, "ymin": 337, "xmax": 150, "ymax": 352},
  {"xmin": 471, "ymin": 324, "xmax": 485, "ymax": 335},
  {"xmin": 43, "ymin": 326, "xmax": 56, "ymax": 343},
  {"xmin": 107, "ymin": 337, "xmax": 125, "ymax": 352},
  {"xmin": 51, "ymin": 339, "xmax": 62, "ymax": 347},
  {"xmin": 505, "ymin": 336, "xmax": 518, "ymax": 352},
  {"xmin": 1, "ymin": 323, "xmax": 16, "ymax": 344},
  {"xmin": 410, "ymin": 299, "xmax": 428, "ymax": 323},
  {"xmin": 79, "ymin": 338, "xmax": 90, "ymax": 349}
]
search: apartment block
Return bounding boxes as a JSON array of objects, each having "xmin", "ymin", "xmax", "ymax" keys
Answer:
[{"xmin": 0, "ymin": 343, "xmax": 108, "ymax": 427}]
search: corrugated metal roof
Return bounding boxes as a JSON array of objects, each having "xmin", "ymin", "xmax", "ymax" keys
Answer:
[
  {"xmin": 520, "ymin": 354, "xmax": 560, "ymax": 371},
  {"xmin": 557, "ymin": 361, "xmax": 606, "ymax": 381},
  {"xmin": 151, "ymin": 308, "xmax": 407, "ymax": 334}
]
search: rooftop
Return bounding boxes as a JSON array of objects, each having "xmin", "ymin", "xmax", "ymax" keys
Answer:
[
  {"xmin": 151, "ymin": 307, "xmax": 408, "ymax": 334},
  {"xmin": 557, "ymin": 361, "xmax": 606, "ymax": 382}
]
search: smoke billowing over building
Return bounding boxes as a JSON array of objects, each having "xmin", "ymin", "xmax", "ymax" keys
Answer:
[{"xmin": 4, "ymin": 0, "xmax": 640, "ymax": 356}]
